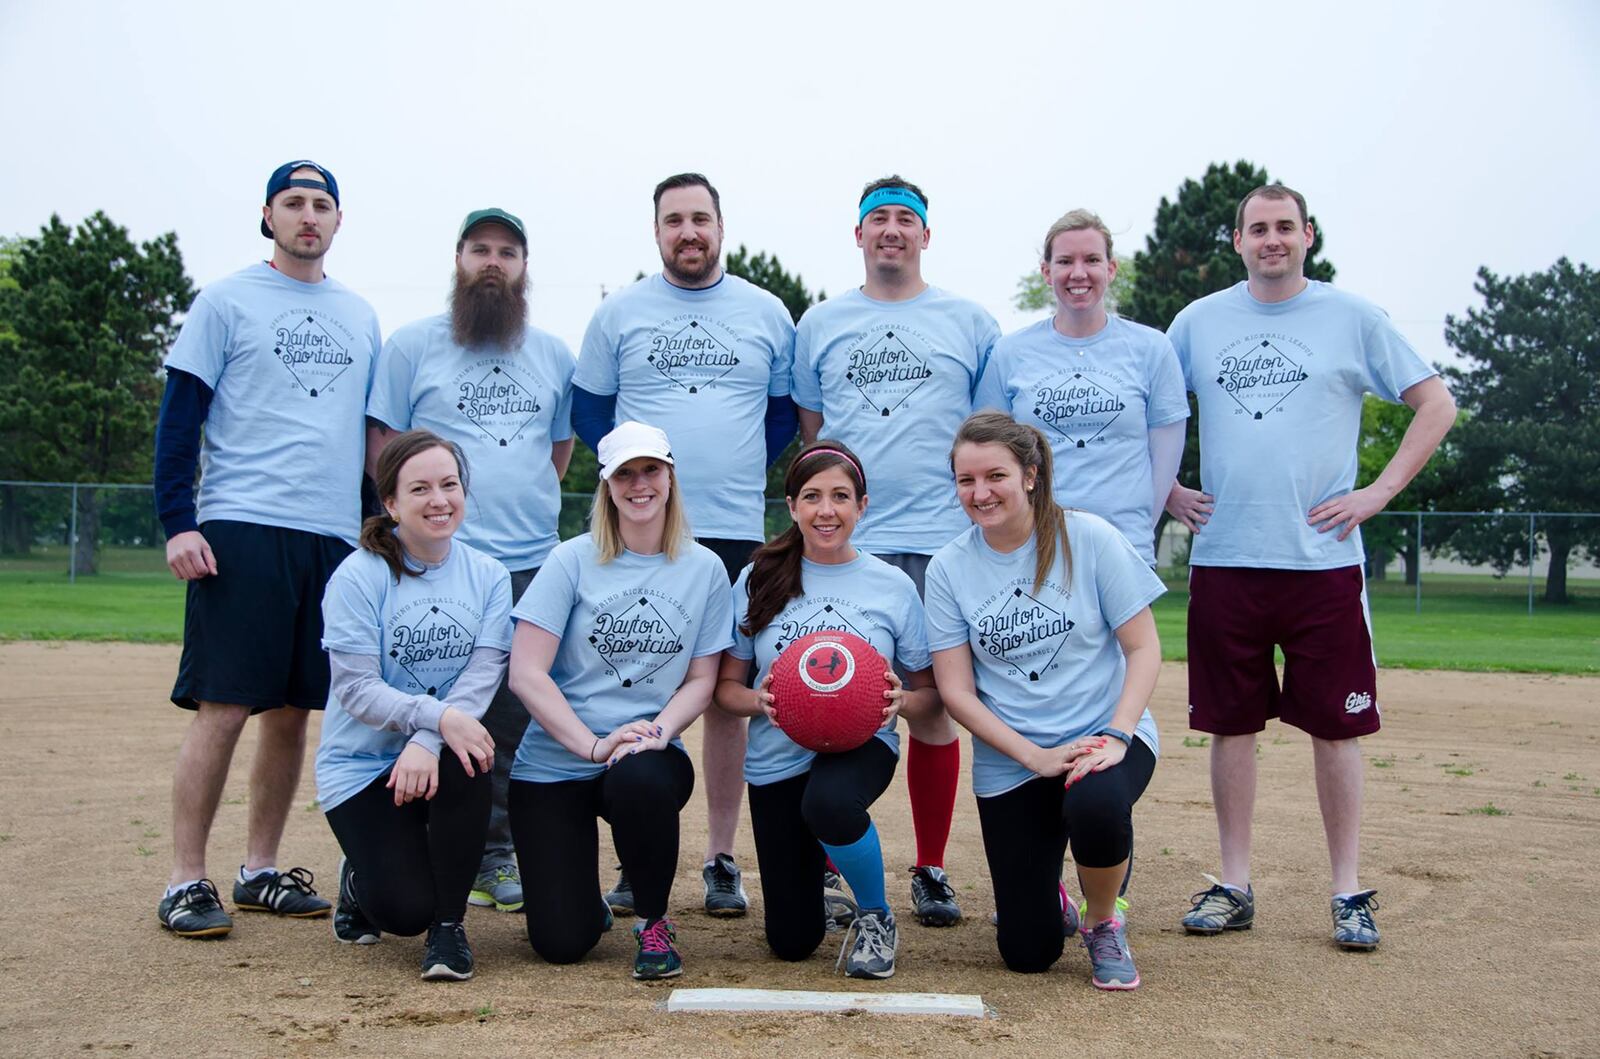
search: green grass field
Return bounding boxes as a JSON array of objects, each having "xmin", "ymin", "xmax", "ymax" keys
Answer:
[{"xmin": 2, "ymin": 547, "xmax": 1596, "ymax": 674}]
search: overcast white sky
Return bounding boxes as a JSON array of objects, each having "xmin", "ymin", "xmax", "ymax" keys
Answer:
[{"xmin": 3, "ymin": 1, "xmax": 1597, "ymax": 371}]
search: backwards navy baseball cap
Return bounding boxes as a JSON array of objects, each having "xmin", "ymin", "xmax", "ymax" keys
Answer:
[{"xmin": 260, "ymin": 160, "xmax": 340, "ymax": 238}]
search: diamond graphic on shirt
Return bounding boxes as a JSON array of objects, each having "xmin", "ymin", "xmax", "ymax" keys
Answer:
[
  {"xmin": 1032, "ymin": 372, "xmax": 1127, "ymax": 448},
  {"xmin": 388, "ymin": 603, "xmax": 476, "ymax": 696},
  {"xmin": 845, "ymin": 327, "xmax": 934, "ymax": 416},
  {"xmin": 1214, "ymin": 337, "xmax": 1309, "ymax": 420},
  {"xmin": 455, "ymin": 362, "xmax": 544, "ymax": 447},
  {"xmin": 772, "ymin": 600, "xmax": 875, "ymax": 655},
  {"xmin": 974, "ymin": 586, "xmax": 1075, "ymax": 683},
  {"xmin": 272, "ymin": 311, "xmax": 355, "ymax": 398},
  {"xmin": 588, "ymin": 595, "xmax": 686, "ymax": 688},
  {"xmin": 645, "ymin": 315, "xmax": 741, "ymax": 394}
]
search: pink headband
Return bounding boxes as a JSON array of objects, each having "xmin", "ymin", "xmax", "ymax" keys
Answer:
[{"xmin": 799, "ymin": 447, "xmax": 865, "ymax": 485}]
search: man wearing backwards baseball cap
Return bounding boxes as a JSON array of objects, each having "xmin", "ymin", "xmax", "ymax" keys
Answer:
[
  {"xmin": 364, "ymin": 207, "xmax": 576, "ymax": 922},
  {"xmin": 152, "ymin": 160, "xmax": 381, "ymax": 939},
  {"xmin": 791, "ymin": 175, "xmax": 1000, "ymax": 929}
]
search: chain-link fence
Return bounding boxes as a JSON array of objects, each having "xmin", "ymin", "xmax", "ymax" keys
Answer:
[
  {"xmin": 1155, "ymin": 510, "xmax": 1600, "ymax": 614},
  {"xmin": 0, "ymin": 481, "xmax": 795, "ymax": 584},
  {"xmin": 4, "ymin": 482, "xmax": 1596, "ymax": 614}
]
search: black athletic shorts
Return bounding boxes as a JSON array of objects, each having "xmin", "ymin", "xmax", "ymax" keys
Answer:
[{"xmin": 171, "ymin": 520, "xmax": 352, "ymax": 713}]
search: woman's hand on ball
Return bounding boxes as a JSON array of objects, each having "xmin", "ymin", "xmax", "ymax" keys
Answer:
[
  {"xmin": 880, "ymin": 668, "xmax": 905, "ymax": 729},
  {"xmin": 757, "ymin": 671, "xmax": 780, "ymax": 726}
]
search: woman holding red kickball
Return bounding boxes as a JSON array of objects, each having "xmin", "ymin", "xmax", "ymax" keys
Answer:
[
  {"xmin": 925, "ymin": 412, "xmax": 1163, "ymax": 990},
  {"xmin": 713, "ymin": 440, "xmax": 939, "ymax": 981}
]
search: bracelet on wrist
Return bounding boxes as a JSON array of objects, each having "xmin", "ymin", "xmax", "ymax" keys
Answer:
[
  {"xmin": 1097, "ymin": 726, "xmax": 1134, "ymax": 747},
  {"xmin": 590, "ymin": 737, "xmax": 600, "ymax": 763}
]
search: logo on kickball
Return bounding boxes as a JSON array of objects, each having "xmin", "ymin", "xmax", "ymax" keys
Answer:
[{"xmin": 798, "ymin": 640, "xmax": 856, "ymax": 694}]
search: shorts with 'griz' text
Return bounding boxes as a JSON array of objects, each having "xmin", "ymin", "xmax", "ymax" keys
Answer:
[
  {"xmin": 171, "ymin": 520, "xmax": 352, "ymax": 713},
  {"xmin": 1186, "ymin": 564, "xmax": 1379, "ymax": 741}
]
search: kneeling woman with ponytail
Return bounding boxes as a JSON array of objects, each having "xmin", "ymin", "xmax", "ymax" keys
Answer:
[
  {"xmin": 713, "ymin": 441, "xmax": 938, "ymax": 980},
  {"xmin": 925, "ymin": 412, "xmax": 1163, "ymax": 990},
  {"xmin": 317, "ymin": 429, "xmax": 511, "ymax": 981},
  {"xmin": 506, "ymin": 422, "xmax": 732, "ymax": 981}
]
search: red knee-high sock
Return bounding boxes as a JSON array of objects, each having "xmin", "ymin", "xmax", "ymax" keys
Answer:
[{"xmin": 907, "ymin": 736, "xmax": 959, "ymax": 868}]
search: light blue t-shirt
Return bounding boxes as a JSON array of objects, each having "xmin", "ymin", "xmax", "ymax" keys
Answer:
[
  {"xmin": 792, "ymin": 286, "xmax": 999, "ymax": 555},
  {"xmin": 165, "ymin": 262, "xmax": 381, "ymax": 545},
  {"xmin": 1168, "ymin": 281, "xmax": 1436, "ymax": 570},
  {"xmin": 573, "ymin": 273, "xmax": 796, "ymax": 541},
  {"xmin": 975, "ymin": 316, "xmax": 1188, "ymax": 565},
  {"xmin": 925, "ymin": 512, "xmax": 1164, "ymax": 798},
  {"xmin": 367, "ymin": 313, "xmax": 575, "ymax": 571},
  {"xmin": 509, "ymin": 534, "xmax": 735, "ymax": 782},
  {"xmin": 315, "ymin": 542, "xmax": 514, "ymax": 811},
  {"xmin": 728, "ymin": 553, "xmax": 931, "ymax": 786}
]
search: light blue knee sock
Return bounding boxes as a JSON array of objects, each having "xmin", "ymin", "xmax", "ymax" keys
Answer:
[{"xmin": 821, "ymin": 821, "xmax": 888, "ymax": 916}]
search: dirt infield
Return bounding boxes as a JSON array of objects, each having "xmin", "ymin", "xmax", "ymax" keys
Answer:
[{"xmin": 0, "ymin": 642, "xmax": 1595, "ymax": 1058}]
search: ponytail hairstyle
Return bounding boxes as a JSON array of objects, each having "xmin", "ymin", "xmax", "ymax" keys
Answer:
[
  {"xmin": 359, "ymin": 429, "xmax": 471, "ymax": 583},
  {"xmin": 740, "ymin": 439, "xmax": 868, "ymax": 637},
  {"xmin": 950, "ymin": 411, "xmax": 1070, "ymax": 594}
]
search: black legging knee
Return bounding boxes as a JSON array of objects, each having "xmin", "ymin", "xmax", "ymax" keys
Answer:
[
  {"xmin": 749, "ymin": 739, "xmax": 897, "ymax": 961},
  {"xmin": 323, "ymin": 750, "xmax": 492, "ymax": 936},
  {"xmin": 508, "ymin": 745, "xmax": 694, "ymax": 965},
  {"xmin": 976, "ymin": 739, "xmax": 1155, "ymax": 973}
]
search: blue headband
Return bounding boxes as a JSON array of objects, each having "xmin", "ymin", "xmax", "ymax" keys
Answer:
[{"xmin": 858, "ymin": 186, "xmax": 927, "ymax": 225}]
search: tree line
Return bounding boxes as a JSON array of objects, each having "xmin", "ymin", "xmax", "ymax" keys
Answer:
[{"xmin": 1, "ymin": 162, "xmax": 1594, "ymax": 600}]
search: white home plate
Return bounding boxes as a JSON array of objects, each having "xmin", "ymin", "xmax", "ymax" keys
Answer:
[{"xmin": 665, "ymin": 988, "xmax": 985, "ymax": 1018}]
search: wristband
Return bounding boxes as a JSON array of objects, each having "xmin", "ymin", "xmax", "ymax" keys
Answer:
[
  {"xmin": 590, "ymin": 737, "xmax": 600, "ymax": 763},
  {"xmin": 1097, "ymin": 726, "xmax": 1133, "ymax": 747}
]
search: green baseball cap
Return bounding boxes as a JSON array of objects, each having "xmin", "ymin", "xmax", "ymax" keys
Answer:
[{"xmin": 457, "ymin": 207, "xmax": 526, "ymax": 247}]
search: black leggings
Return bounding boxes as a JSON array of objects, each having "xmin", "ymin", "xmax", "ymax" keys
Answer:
[
  {"xmin": 508, "ymin": 744, "xmax": 695, "ymax": 964},
  {"xmin": 323, "ymin": 750, "xmax": 492, "ymax": 935},
  {"xmin": 975, "ymin": 738, "xmax": 1156, "ymax": 974},
  {"xmin": 747, "ymin": 738, "xmax": 898, "ymax": 962}
]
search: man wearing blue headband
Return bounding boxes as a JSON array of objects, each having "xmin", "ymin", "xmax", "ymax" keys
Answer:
[
  {"xmin": 571, "ymin": 173, "xmax": 799, "ymax": 920},
  {"xmin": 153, "ymin": 160, "xmax": 382, "ymax": 939},
  {"xmin": 791, "ymin": 175, "xmax": 1000, "ymax": 929}
]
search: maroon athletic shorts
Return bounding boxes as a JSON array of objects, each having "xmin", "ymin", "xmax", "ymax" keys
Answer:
[{"xmin": 1186, "ymin": 565, "xmax": 1379, "ymax": 741}]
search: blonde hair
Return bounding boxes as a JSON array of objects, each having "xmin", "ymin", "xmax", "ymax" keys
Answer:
[
  {"xmin": 589, "ymin": 465, "xmax": 690, "ymax": 563},
  {"xmin": 1041, "ymin": 208, "xmax": 1114, "ymax": 263},
  {"xmin": 951, "ymin": 412, "xmax": 1071, "ymax": 593}
]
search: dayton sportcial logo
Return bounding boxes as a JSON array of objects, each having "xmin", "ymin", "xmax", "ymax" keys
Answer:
[
  {"xmin": 388, "ymin": 602, "xmax": 477, "ymax": 696},
  {"xmin": 454, "ymin": 361, "xmax": 543, "ymax": 447},
  {"xmin": 1032, "ymin": 371, "xmax": 1126, "ymax": 448},
  {"xmin": 973, "ymin": 585, "xmax": 1075, "ymax": 682},
  {"xmin": 1213, "ymin": 333, "xmax": 1311, "ymax": 420},
  {"xmin": 772, "ymin": 600, "xmax": 876, "ymax": 655},
  {"xmin": 588, "ymin": 593, "xmax": 688, "ymax": 688},
  {"xmin": 271, "ymin": 308, "xmax": 356, "ymax": 397},
  {"xmin": 646, "ymin": 314, "xmax": 742, "ymax": 394},
  {"xmin": 845, "ymin": 325, "xmax": 935, "ymax": 416}
]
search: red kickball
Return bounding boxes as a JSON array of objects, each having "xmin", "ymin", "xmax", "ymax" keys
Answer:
[{"xmin": 769, "ymin": 631, "xmax": 888, "ymax": 753}]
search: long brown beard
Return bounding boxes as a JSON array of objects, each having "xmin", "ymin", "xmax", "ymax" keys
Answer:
[{"xmin": 450, "ymin": 266, "xmax": 529, "ymax": 349}]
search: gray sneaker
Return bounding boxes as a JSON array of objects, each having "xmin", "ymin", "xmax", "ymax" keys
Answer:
[
  {"xmin": 909, "ymin": 865, "xmax": 961, "ymax": 927},
  {"xmin": 823, "ymin": 869, "xmax": 858, "ymax": 933},
  {"xmin": 467, "ymin": 863, "xmax": 524, "ymax": 913},
  {"xmin": 702, "ymin": 853, "xmax": 748, "ymax": 918},
  {"xmin": 1181, "ymin": 873, "xmax": 1254, "ymax": 935},
  {"xmin": 837, "ymin": 910, "xmax": 898, "ymax": 979},
  {"xmin": 604, "ymin": 866, "xmax": 635, "ymax": 917},
  {"xmin": 1331, "ymin": 890, "xmax": 1380, "ymax": 951},
  {"xmin": 157, "ymin": 880, "xmax": 232, "ymax": 939},
  {"xmin": 1081, "ymin": 916, "xmax": 1139, "ymax": 990}
]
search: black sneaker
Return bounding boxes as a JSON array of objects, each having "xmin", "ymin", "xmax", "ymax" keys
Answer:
[
  {"xmin": 909, "ymin": 865, "xmax": 962, "ymax": 927},
  {"xmin": 702, "ymin": 853, "xmax": 748, "ymax": 918},
  {"xmin": 333, "ymin": 857, "xmax": 380, "ymax": 945},
  {"xmin": 421, "ymin": 921, "xmax": 474, "ymax": 981},
  {"xmin": 157, "ymin": 879, "xmax": 232, "ymax": 938},
  {"xmin": 233, "ymin": 866, "xmax": 332, "ymax": 918},
  {"xmin": 604, "ymin": 866, "xmax": 635, "ymax": 917}
]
